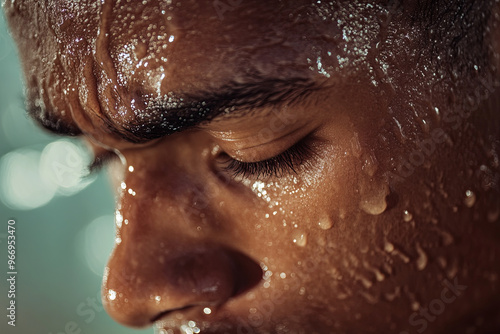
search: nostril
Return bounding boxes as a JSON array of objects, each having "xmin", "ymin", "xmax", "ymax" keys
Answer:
[
  {"xmin": 160, "ymin": 247, "xmax": 263, "ymax": 302},
  {"xmin": 228, "ymin": 249, "xmax": 264, "ymax": 296},
  {"xmin": 148, "ymin": 248, "xmax": 263, "ymax": 324},
  {"xmin": 151, "ymin": 305, "xmax": 194, "ymax": 323},
  {"xmin": 165, "ymin": 248, "xmax": 238, "ymax": 301}
]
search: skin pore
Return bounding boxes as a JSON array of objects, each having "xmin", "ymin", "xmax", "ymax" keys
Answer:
[{"xmin": 4, "ymin": 0, "xmax": 500, "ymax": 333}]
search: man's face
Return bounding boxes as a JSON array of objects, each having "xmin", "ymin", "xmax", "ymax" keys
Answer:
[{"xmin": 5, "ymin": 0, "xmax": 500, "ymax": 333}]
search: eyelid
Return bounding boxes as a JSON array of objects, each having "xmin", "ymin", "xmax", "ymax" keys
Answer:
[
  {"xmin": 217, "ymin": 135, "xmax": 318, "ymax": 180},
  {"xmin": 212, "ymin": 125, "xmax": 312, "ymax": 163}
]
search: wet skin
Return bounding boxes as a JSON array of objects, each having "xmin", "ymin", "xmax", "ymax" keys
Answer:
[{"xmin": 4, "ymin": 0, "xmax": 500, "ymax": 333}]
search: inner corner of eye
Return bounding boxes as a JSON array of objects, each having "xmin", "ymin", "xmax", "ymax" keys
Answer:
[
  {"xmin": 210, "ymin": 144, "xmax": 224, "ymax": 157},
  {"xmin": 214, "ymin": 150, "xmax": 234, "ymax": 163}
]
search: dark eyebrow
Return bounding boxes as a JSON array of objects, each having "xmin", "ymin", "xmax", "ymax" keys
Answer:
[{"xmin": 104, "ymin": 77, "xmax": 319, "ymax": 143}]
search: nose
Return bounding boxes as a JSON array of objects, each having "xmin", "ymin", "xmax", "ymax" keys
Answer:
[
  {"xmin": 103, "ymin": 240, "xmax": 250, "ymax": 327},
  {"xmin": 101, "ymin": 137, "xmax": 262, "ymax": 328}
]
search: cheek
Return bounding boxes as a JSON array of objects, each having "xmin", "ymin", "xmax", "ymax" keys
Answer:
[{"xmin": 242, "ymin": 131, "xmax": 385, "ymax": 250}]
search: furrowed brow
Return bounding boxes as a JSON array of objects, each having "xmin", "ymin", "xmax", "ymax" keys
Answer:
[
  {"xmin": 25, "ymin": 76, "xmax": 318, "ymax": 143},
  {"xmin": 115, "ymin": 77, "xmax": 318, "ymax": 142}
]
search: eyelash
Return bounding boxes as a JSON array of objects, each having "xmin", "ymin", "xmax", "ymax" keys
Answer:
[
  {"xmin": 86, "ymin": 151, "xmax": 119, "ymax": 176},
  {"xmin": 219, "ymin": 139, "xmax": 316, "ymax": 180}
]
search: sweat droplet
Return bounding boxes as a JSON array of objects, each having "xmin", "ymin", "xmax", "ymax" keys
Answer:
[
  {"xmin": 384, "ymin": 241, "xmax": 395, "ymax": 253},
  {"xmin": 359, "ymin": 181, "xmax": 389, "ymax": 215},
  {"xmin": 372, "ymin": 267, "xmax": 386, "ymax": 282},
  {"xmin": 403, "ymin": 210, "xmax": 413, "ymax": 222},
  {"xmin": 355, "ymin": 274, "xmax": 373, "ymax": 289},
  {"xmin": 318, "ymin": 215, "xmax": 333, "ymax": 230},
  {"xmin": 464, "ymin": 190, "xmax": 476, "ymax": 208},
  {"xmin": 415, "ymin": 243, "xmax": 428, "ymax": 271},
  {"xmin": 351, "ymin": 132, "xmax": 362, "ymax": 158},
  {"xmin": 362, "ymin": 152, "xmax": 379, "ymax": 177},
  {"xmin": 384, "ymin": 241, "xmax": 410, "ymax": 263},
  {"xmin": 292, "ymin": 231, "xmax": 307, "ymax": 247}
]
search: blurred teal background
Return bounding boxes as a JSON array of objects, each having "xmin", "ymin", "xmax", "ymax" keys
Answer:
[{"xmin": 0, "ymin": 10, "xmax": 150, "ymax": 334}]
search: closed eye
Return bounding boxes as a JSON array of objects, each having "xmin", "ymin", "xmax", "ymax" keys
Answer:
[{"xmin": 217, "ymin": 137, "xmax": 317, "ymax": 180}]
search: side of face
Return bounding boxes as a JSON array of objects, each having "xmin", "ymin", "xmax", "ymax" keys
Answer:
[{"xmin": 4, "ymin": 0, "xmax": 500, "ymax": 333}]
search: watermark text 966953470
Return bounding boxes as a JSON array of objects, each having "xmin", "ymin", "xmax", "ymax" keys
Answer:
[{"xmin": 6, "ymin": 219, "xmax": 17, "ymax": 327}]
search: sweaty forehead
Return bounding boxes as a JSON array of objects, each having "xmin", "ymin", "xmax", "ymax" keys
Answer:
[
  {"xmin": 4, "ymin": 0, "xmax": 386, "ymax": 138},
  {"xmin": 12, "ymin": 0, "xmax": 463, "ymax": 143},
  {"xmin": 6, "ymin": 0, "xmax": 384, "ymax": 93},
  {"xmin": 101, "ymin": 0, "xmax": 324, "ymax": 91}
]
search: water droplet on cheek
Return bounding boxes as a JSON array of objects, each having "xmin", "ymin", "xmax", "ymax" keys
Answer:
[
  {"xmin": 403, "ymin": 210, "xmax": 413, "ymax": 222},
  {"xmin": 359, "ymin": 182, "xmax": 389, "ymax": 216},
  {"xmin": 463, "ymin": 190, "xmax": 476, "ymax": 208},
  {"xmin": 362, "ymin": 152, "xmax": 379, "ymax": 177},
  {"xmin": 350, "ymin": 132, "xmax": 363, "ymax": 158},
  {"xmin": 318, "ymin": 215, "xmax": 334, "ymax": 230},
  {"xmin": 415, "ymin": 243, "xmax": 428, "ymax": 271},
  {"xmin": 249, "ymin": 180, "xmax": 275, "ymax": 206},
  {"xmin": 383, "ymin": 240, "xmax": 410, "ymax": 263},
  {"xmin": 292, "ymin": 231, "xmax": 307, "ymax": 247},
  {"xmin": 384, "ymin": 241, "xmax": 395, "ymax": 253}
]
